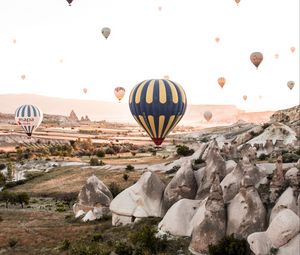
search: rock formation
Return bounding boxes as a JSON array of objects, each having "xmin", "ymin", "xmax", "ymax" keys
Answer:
[
  {"xmin": 162, "ymin": 160, "xmax": 198, "ymax": 214},
  {"xmin": 247, "ymin": 209, "xmax": 300, "ymax": 254},
  {"xmin": 226, "ymin": 175, "xmax": 266, "ymax": 238},
  {"xmin": 158, "ymin": 199, "xmax": 203, "ymax": 237},
  {"xmin": 69, "ymin": 110, "xmax": 79, "ymax": 122},
  {"xmin": 189, "ymin": 174, "xmax": 226, "ymax": 254},
  {"xmin": 73, "ymin": 175, "xmax": 113, "ymax": 221},
  {"xmin": 195, "ymin": 146, "xmax": 226, "ymax": 200},
  {"xmin": 110, "ymin": 171, "xmax": 165, "ymax": 226}
]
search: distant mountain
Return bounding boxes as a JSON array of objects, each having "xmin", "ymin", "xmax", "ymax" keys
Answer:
[{"xmin": 0, "ymin": 93, "xmax": 274, "ymax": 124}]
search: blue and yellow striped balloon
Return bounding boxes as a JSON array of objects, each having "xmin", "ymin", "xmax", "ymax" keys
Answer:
[{"xmin": 129, "ymin": 79, "xmax": 187, "ymax": 146}]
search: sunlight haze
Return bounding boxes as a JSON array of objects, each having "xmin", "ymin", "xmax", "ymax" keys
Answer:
[{"xmin": 0, "ymin": 0, "xmax": 299, "ymax": 112}]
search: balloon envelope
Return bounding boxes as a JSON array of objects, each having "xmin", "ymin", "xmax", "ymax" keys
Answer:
[
  {"xmin": 204, "ymin": 111, "xmax": 212, "ymax": 122},
  {"xmin": 66, "ymin": 0, "xmax": 73, "ymax": 6},
  {"xmin": 215, "ymin": 37, "xmax": 220, "ymax": 43},
  {"xmin": 250, "ymin": 52, "xmax": 263, "ymax": 69},
  {"xmin": 218, "ymin": 77, "xmax": 226, "ymax": 88},
  {"xmin": 102, "ymin": 27, "xmax": 111, "ymax": 39},
  {"xmin": 235, "ymin": 0, "xmax": 241, "ymax": 5},
  {"xmin": 15, "ymin": 105, "xmax": 43, "ymax": 137},
  {"xmin": 287, "ymin": 81, "xmax": 295, "ymax": 90},
  {"xmin": 243, "ymin": 95, "xmax": 247, "ymax": 101},
  {"xmin": 83, "ymin": 88, "xmax": 88, "ymax": 94},
  {"xmin": 21, "ymin": 75, "xmax": 26, "ymax": 80},
  {"xmin": 290, "ymin": 47, "xmax": 295, "ymax": 53},
  {"xmin": 114, "ymin": 87, "xmax": 125, "ymax": 102},
  {"xmin": 129, "ymin": 79, "xmax": 187, "ymax": 146}
]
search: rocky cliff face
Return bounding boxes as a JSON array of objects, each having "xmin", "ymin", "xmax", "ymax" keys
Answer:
[{"xmin": 270, "ymin": 105, "xmax": 300, "ymax": 127}]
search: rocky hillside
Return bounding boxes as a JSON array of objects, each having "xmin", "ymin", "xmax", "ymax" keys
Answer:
[{"xmin": 270, "ymin": 105, "xmax": 300, "ymax": 127}]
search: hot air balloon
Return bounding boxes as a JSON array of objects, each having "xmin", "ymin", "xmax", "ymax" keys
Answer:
[
  {"xmin": 66, "ymin": 0, "xmax": 73, "ymax": 6},
  {"xmin": 218, "ymin": 77, "xmax": 226, "ymax": 88},
  {"xmin": 287, "ymin": 81, "xmax": 295, "ymax": 90},
  {"xmin": 21, "ymin": 75, "xmax": 26, "ymax": 80},
  {"xmin": 15, "ymin": 105, "xmax": 43, "ymax": 137},
  {"xmin": 129, "ymin": 79, "xmax": 187, "ymax": 146},
  {"xmin": 59, "ymin": 58, "xmax": 63, "ymax": 63},
  {"xmin": 250, "ymin": 52, "xmax": 263, "ymax": 69},
  {"xmin": 114, "ymin": 87, "xmax": 125, "ymax": 102},
  {"xmin": 13, "ymin": 39, "xmax": 16, "ymax": 44},
  {"xmin": 215, "ymin": 37, "xmax": 220, "ymax": 43},
  {"xmin": 235, "ymin": 0, "xmax": 241, "ymax": 5},
  {"xmin": 102, "ymin": 27, "xmax": 111, "ymax": 39},
  {"xmin": 243, "ymin": 95, "xmax": 247, "ymax": 101},
  {"xmin": 259, "ymin": 95, "xmax": 263, "ymax": 100},
  {"xmin": 274, "ymin": 54, "xmax": 279, "ymax": 59},
  {"xmin": 290, "ymin": 47, "xmax": 295, "ymax": 53},
  {"xmin": 163, "ymin": 75, "xmax": 170, "ymax": 80},
  {"xmin": 158, "ymin": 6, "xmax": 162, "ymax": 11},
  {"xmin": 204, "ymin": 111, "xmax": 212, "ymax": 122},
  {"xmin": 83, "ymin": 88, "xmax": 88, "ymax": 94}
]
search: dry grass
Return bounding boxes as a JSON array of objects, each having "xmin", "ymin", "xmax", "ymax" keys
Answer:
[
  {"xmin": 0, "ymin": 208, "xmax": 102, "ymax": 255},
  {"xmin": 9, "ymin": 164, "xmax": 169, "ymax": 196}
]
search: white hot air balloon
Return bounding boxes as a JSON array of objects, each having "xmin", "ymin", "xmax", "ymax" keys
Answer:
[
  {"xmin": 102, "ymin": 27, "xmax": 111, "ymax": 39},
  {"xmin": 15, "ymin": 105, "xmax": 43, "ymax": 137}
]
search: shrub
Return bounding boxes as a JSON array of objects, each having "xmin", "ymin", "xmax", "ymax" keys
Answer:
[
  {"xmin": 200, "ymin": 137, "xmax": 209, "ymax": 143},
  {"xmin": 105, "ymin": 147, "xmax": 116, "ymax": 155},
  {"xmin": 8, "ymin": 239, "xmax": 18, "ymax": 248},
  {"xmin": 270, "ymin": 247, "xmax": 279, "ymax": 255},
  {"xmin": 109, "ymin": 182, "xmax": 123, "ymax": 198},
  {"xmin": 282, "ymin": 153, "xmax": 300, "ymax": 163},
  {"xmin": 92, "ymin": 233, "xmax": 103, "ymax": 242},
  {"xmin": 125, "ymin": 164, "xmax": 135, "ymax": 171},
  {"xmin": 131, "ymin": 151, "xmax": 136, "ymax": 156},
  {"xmin": 165, "ymin": 165, "xmax": 180, "ymax": 174},
  {"xmin": 208, "ymin": 235, "xmax": 251, "ymax": 255},
  {"xmin": 95, "ymin": 150, "xmax": 105, "ymax": 158},
  {"xmin": 114, "ymin": 241, "xmax": 133, "ymax": 255},
  {"xmin": 128, "ymin": 224, "xmax": 167, "ymax": 254},
  {"xmin": 90, "ymin": 157, "xmax": 105, "ymax": 166},
  {"xmin": 71, "ymin": 242, "xmax": 111, "ymax": 255},
  {"xmin": 194, "ymin": 158, "xmax": 205, "ymax": 164},
  {"xmin": 0, "ymin": 163, "xmax": 6, "ymax": 170},
  {"xmin": 258, "ymin": 153, "xmax": 268, "ymax": 161},
  {"xmin": 60, "ymin": 239, "xmax": 71, "ymax": 251},
  {"xmin": 0, "ymin": 172, "xmax": 6, "ymax": 186},
  {"xmin": 123, "ymin": 173, "xmax": 129, "ymax": 181},
  {"xmin": 16, "ymin": 192, "xmax": 30, "ymax": 208},
  {"xmin": 176, "ymin": 145, "xmax": 194, "ymax": 157}
]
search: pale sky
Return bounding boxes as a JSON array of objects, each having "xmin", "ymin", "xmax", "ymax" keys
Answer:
[{"xmin": 0, "ymin": 0, "xmax": 299, "ymax": 112}]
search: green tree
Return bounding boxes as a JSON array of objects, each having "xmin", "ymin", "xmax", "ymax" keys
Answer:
[{"xmin": 16, "ymin": 192, "xmax": 30, "ymax": 208}]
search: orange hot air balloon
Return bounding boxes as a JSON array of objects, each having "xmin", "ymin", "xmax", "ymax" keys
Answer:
[
  {"xmin": 83, "ymin": 88, "xmax": 88, "ymax": 94},
  {"xmin": 235, "ymin": 0, "xmax": 241, "ymax": 5},
  {"xmin": 114, "ymin": 87, "xmax": 125, "ymax": 102},
  {"xmin": 215, "ymin": 37, "xmax": 220, "ymax": 43},
  {"xmin": 250, "ymin": 52, "xmax": 263, "ymax": 69},
  {"xmin": 203, "ymin": 111, "xmax": 212, "ymax": 122},
  {"xmin": 218, "ymin": 77, "xmax": 226, "ymax": 88},
  {"xmin": 21, "ymin": 75, "xmax": 26, "ymax": 80},
  {"xmin": 243, "ymin": 95, "xmax": 247, "ymax": 101},
  {"xmin": 290, "ymin": 47, "xmax": 295, "ymax": 53}
]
